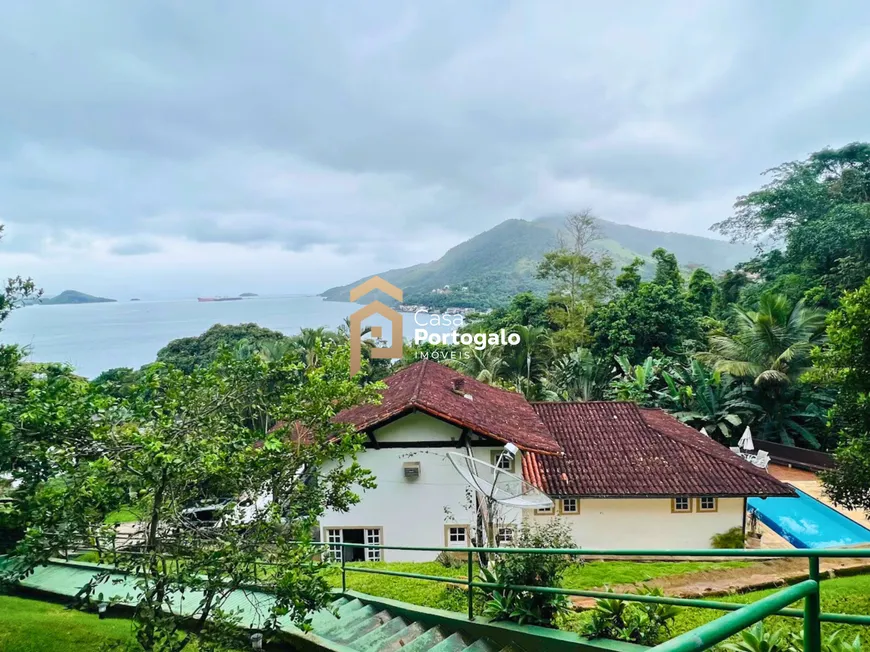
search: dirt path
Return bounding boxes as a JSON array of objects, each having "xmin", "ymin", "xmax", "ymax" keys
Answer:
[{"xmin": 570, "ymin": 555, "xmax": 870, "ymax": 609}]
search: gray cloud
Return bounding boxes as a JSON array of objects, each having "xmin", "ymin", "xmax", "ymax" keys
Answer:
[
  {"xmin": 108, "ymin": 238, "xmax": 162, "ymax": 256},
  {"xmin": 2, "ymin": 0, "xmax": 870, "ymax": 296}
]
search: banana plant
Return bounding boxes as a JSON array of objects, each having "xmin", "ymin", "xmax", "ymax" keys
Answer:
[{"xmin": 657, "ymin": 360, "xmax": 759, "ymax": 444}]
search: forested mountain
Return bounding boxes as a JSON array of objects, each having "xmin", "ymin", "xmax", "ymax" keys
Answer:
[{"xmin": 321, "ymin": 216, "xmax": 753, "ymax": 308}]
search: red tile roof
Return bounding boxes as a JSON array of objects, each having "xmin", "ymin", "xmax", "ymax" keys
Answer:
[
  {"xmin": 525, "ymin": 402, "xmax": 794, "ymax": 498},
  {"xmin": 335, "ymin": 360, "xmax": 562, "ymax": 455}
]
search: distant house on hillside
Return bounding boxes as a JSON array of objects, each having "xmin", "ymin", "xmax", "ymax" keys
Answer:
[{"xmin": 318, "ymin": 361, "xmax": 793, "ymax": 562}]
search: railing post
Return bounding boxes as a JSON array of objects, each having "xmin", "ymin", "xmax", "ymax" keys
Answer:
[
  {"xmin": 803, "ymin": 557, "xmax": 821, "ymax": 652},
  {"xmin": 467, "ymin": 550, "xmax": 474, "ymax": 621},
  {"xmin": 341, "ymin": 545, "xmax": 347, "ymax": 594}
]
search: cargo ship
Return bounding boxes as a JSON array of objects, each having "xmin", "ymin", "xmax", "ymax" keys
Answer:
[{"xmin": 197, "ymin": 296, "xmax": 243, "ymax": 302}]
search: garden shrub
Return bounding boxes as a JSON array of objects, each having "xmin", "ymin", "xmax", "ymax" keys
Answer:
[
  {"xmin": 723, "ymin": 623, "xmax": 863, "ymax": 652},
  {"xmin": 434, "ymin": 550, "xmax": 465, "ymax": 569},
  {"xmin": 583, "ymin": 587, "xmax": 680, "ymax": 646},
  {"xmin": 479, "ymin": 520, "xmax": 577, "ymax": 627},
  {"xmin": 722, "ymin": 622, "xmax": 792, "ymax": 652},
  {"xmin": 711, "ymin": 527, "xmax": 746, "ymax": 549}
]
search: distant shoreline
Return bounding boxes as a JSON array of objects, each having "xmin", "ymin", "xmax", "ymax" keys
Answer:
[{"xmin": 24, "ymin": 293, "xmax": 323, "ymax": 307}]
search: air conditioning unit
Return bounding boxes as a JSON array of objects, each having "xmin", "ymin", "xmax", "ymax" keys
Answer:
[{"xmin": 403, "ymin": 462, "xmax": 421, "ymax": 480}]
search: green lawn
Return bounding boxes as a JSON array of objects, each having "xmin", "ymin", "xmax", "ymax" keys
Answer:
[
  {"xmin": 558, "ymin": 574, "xmax": 870, "ymax": 645},
  {"xmin": 560, "ymin": 560, "xmax": 749, "ymax": 590},
  {"xmin": 331, "ymin": 560, "xmax": 869, "ymax": 644},
  {"xmin": 671, "ymin": 574, "xmax": 870, "ymax": 643},
  {"xmin": 0, "ymin": 595, "xmax": 134, "ymax": 652},
  {"xmin": 105, "ymin": 507, "xmax": 142, "ymax": 524},
  {"xmin": 0, "ymin": 595, "xmax": 248, "ymax": 652},
  {"xmin": 328, "ymin": 559, "xmax": 751, "ymax": 614}
]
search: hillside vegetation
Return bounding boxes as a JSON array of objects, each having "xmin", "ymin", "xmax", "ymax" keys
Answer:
[
  {"xmin": 41, "ymin": 290, "xmax": 116, "ymax": 305},
  {"xmin": 321, "ymin": 216, "xmax": 752, "ymax": 309}
]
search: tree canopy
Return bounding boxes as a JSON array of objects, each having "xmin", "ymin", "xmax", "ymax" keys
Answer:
[
  {"xmin": 588, "ymin": 256, "xmax": 699, "ymax": 362},
  {"xmin": 714, "ymin": 142, "xmax": 870, "ymax": 307},
  {"xmin": 155, "ymin": 323, "xmax": 288, "ymax": 373},
  {"xmin": 818, "ymin": 278, "xmax": 870, "ymax": 510}
]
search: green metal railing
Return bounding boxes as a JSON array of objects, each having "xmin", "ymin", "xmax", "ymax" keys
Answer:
[{"xmin": 330, "ymin": 542, "xmax": 870, "ymax": 652}]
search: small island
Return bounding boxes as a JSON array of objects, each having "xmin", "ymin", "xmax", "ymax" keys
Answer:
[
  {"xmin": 239, "ymin": 292, "xmax": 259, "ymax": 297},
  {"xmin": 130, "ymin": 298, "xmax": 141, "ymax": 302},
  {"xmin": 42, "ymin": 290, "xmax": 116, "ymax": 305}
]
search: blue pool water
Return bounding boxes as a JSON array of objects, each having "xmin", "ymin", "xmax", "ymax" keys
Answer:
[{"xmin": 748, "ymin": 486, "xmax": 870, "ymax": 549}]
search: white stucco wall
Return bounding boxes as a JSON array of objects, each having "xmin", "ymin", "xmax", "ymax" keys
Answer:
[
  {"xmin": 321, "ymin": 412, "xmax": 747, "ymax": 560},
  {"xmin": 320, "ymin": 412, "xmax": 520, "ymax": 562},
  {"xmin": 527, "ymin": 497, "xmax": 746, "ymax": 550}
]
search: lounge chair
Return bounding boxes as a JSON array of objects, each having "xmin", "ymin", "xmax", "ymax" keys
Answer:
[{"xmin": 751, "ymin": 450, "xmax": 770, "ymax": 471}]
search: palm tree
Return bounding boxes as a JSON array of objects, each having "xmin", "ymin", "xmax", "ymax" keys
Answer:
[
  {"xmin": 701, "ymin": 294, "xmax": 826, "ymax": 390},
  {"xmin": 446, "ymin": 346, "xmax": 505, "ymax": 384},
  {"xmin": 543, "ymin": 348, "xmax": 611, "ymax": 401},
  {"xmin": 502, "ymin": 325, "xmax": 550, "ymax": 384},
  {"xmin": 337, "ymin": 317, "xmax": 373, "ymax": 341},
  {"xmin": 291, "ymin": 327, "xmax": 342, "ymax": 369},
  {"xmin": 699, "ymin": 294, "xmax": 827, "ymax": 446},
  {"xmin": 232, "ymin": 338, "xmax": 258, "ymax": 361},
  {"xmin": 256, "ymin": 338, "xmax": 296, "ymax": 363}
]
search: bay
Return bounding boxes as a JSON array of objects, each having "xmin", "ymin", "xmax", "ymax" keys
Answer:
[{"xmin": 1, "ymin": 296, "xmax": 449, "ymax": 378}]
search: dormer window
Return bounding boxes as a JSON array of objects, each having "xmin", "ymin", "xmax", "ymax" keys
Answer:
[{"xmin": 491, "ymin": 450, "xmax": 515, "ymax": 473}]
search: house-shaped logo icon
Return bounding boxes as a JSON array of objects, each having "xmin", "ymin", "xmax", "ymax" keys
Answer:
[{"xmin": 348, "ymin": 276, "xmax": 403, "ymax": 376}]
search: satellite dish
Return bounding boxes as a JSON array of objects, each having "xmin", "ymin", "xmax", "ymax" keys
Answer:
[{"xmin": 446, "ymin": 451, "xmax": 554, "ymax": 509}]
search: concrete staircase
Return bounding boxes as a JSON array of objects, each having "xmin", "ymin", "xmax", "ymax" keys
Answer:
[{"xmin": 310, "ymin": 596, "xmax": 523, "ymax": 652}]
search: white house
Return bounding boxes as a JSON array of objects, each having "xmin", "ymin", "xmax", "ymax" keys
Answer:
[{"xmin": 319, "ymin": 361, "xmax": 793, "ymax": 562}]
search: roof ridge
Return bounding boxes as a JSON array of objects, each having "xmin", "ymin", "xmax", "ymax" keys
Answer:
[
  {"xmin": 640, "ymin": 407, "xmax": 781, "ymax": 483},
  {"xmin": 410, "ymin": 359, "xmax": 428, "ymax": 403}
]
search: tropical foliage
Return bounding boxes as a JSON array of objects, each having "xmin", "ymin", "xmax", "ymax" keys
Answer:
[
  {"xmin": 479, "ymin": 521, "xmax": 576, "ymax": 627},
  {"xmin": 583, "ymin": 587, "xmax": 680, "ymax": 645},
  {"xmin": 3, "ymin": 141, "xmax": 870, "ymax": 646},
  {"xmin": 817, "ymin": 278, "xmax": 870, "ymax": 511},
  {"xmin": 1, "ymin": 343, "xmax": 382, "ymax": 651},
  {"xmin": 699, "ymin": 294, "xmax": 828, "ymax": 446}
]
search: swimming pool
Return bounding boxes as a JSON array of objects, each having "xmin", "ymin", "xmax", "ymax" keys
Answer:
[{"xmin": 748, "ymin": 486, "xmax": 870, "ymax": 549}]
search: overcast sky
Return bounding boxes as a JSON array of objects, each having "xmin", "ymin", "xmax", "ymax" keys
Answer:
[{"xmin": 2, "ymin": 1, "xmax": 869, "ymax": 299}]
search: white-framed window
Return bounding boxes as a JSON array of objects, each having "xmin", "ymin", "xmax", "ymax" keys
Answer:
[
  {"xmin": 536, "ymin": 505, "xmax": 554, "ymax": 515},
  {"xmin": 561, "ymin": 498, "xmax": 578, "ymax": 514},
  {"xmin": 491, "ymin": 450, "xmax": 515, "ymax": 473},
  {"xmin": 446, "ymin": 525, "xmax": 469, "ymax": 547},
  {"xmin": 326, "ymin": 528, "xmax": 343, "ymax": 562},
  {"xmin": 672, "ymin": 496, "xmax": 692, "ymax": 513},
  {"xmin": 497, "ymin": 527, "xmax": 514, "ymax": 544},
  {"xmin": 365, "ymin": 528, "xmax": 382, "ymax": 561},
  {"xmin": 698, "ymin": 496, "xmax": 718, "ymax": 512}
]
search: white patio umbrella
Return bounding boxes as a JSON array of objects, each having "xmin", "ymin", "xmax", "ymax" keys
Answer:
[{"xmin": 738, "ymin": 427, "xmax": 755, "ymax": 451}]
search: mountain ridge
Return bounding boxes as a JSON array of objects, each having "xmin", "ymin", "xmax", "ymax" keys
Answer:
[{"xmin": 321, "ymin": 217, "xmax": 753, "ymax": 309}]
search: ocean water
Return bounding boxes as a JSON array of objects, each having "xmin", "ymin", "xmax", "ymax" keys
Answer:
[{"xmin": 1, "ymin": 296, "xmax": 446, "ymax": 378}]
